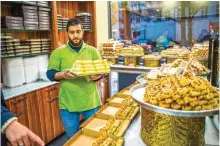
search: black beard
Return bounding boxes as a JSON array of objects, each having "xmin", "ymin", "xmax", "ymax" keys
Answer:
[{"xmin": 69, "ymin": 36, "xmax": 82, "ymax": 46}]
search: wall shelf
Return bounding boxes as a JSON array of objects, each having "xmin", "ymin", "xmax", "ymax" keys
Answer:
[
  {"xmin": 1, "ymin": 28, "xmax": 51, "ymax": 32},
  {"xmin": 1, "ymin": 52, "xmax": 51, "ymax": 59},
  {"xmin": 1, "ymin": 1, "xmax": 52, "ymax": 9}
]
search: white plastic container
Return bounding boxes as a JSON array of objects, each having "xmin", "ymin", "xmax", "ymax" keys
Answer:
[
  {"xmin": 2, "ymin": 57, "xmax": 25, "ymax": 87},
  {"xmin": 39, "ymin": 69, "xmax": 50, "ymax": 81},
  {"xmin": 37, "ymin": 55, "xmax": 49, "ymax": 80},
  {"xmin": 37, "ymin": 54, "xmax": 48, "ymax": 69},
  {"xmin": 23, "ymin": 57, "xmax": 39, "ymax": 83}
]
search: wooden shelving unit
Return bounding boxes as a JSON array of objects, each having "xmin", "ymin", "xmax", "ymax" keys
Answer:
[{"xmin": 52, "ymin": 1, "xmax": 97, "ymax": 49}]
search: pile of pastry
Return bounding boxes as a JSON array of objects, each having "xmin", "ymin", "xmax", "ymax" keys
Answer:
[
  {"xmin": 100, "ymin": 118, "xmax": 125, "ymax": 136},
  {"xmin": 171, "ymin": 58, "xmax": 209, "ymax": 75},
  {"xmin": 92, "ymin": 134, "xmax": 123, "ymax": 146},
  {"xmin": 115, "ymin": 105, "xmax": 137, "ymax": 119},
  {"xmin": 99, "ymin": 41, "xmax": 123, "ymax": 58},
  {"xmin": 121, "ymin": 97, "xmax": 138, "ymax": 106},
  {"xmin": 191, "ymin": 47, "xmax": 209, "ymax": 59},
  {"xmin": 119, "ymin": 45, "xmax": 144, "ymax": 56},
  {"xmin": 178, "ymin": 48, "xmax": 190, "ymax": 60},
  {"xmin": 144, "ymin": 74, "xmax": 219, "ymax": 111},
  {"xmin": 71, "ymin": 60, "xmax": 110, "ymax": 76},
  {"xmin": 161, "ymin": 48, "xmax": 184, "ymax": 57}
]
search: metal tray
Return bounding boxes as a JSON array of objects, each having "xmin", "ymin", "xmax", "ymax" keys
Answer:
[
  {"xmin": 195, "ymin": 69, "xmax": 211, "ymax": 77},
  {"xmin": 136, "ymin": 74, "xmax": 147, "ymax": 84},
  {"xmin": 130, "ymin": 83, "xmax": 219, "ymax": 117}
]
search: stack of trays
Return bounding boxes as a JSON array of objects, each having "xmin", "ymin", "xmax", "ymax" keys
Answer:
[
  {"xmin": 41, "ymin": 39, "xmax": 51, "ymax": 53},
  {"xmin": 24, "ymin": 39, "xmax": 42, "ymax": 54},
  {"xmin": 57, "ymin": 15, "xmax": 63, "ymax": 30},
  {"xmin": 12, "ymin": 5, "xmax": 39, "ymax": 30},
  {"xmin": 37, "ymin": 1, "xmax": 49, "ymax": 7},
  {"xmin": 1, "ymin": 16, "xmax": 24, "ymax": 29},
  {"xmin": 76, "ymin": 12, "xmax": 92, "ymax": 31},
  {"xmin": 38, "ymin": 9, "xmax": 50, "ymax": 30},
  {"xmin": 25, "ymin": 1, "xmax": 37, "ymax": 5},
  {"xmin": 1, "ymin": 33, "xmax": 15, "ymax": 56},
  {"xmin": 39, "ymin": 7, "xmax": 51, "ymax": 12},
  {"xmin": 13, "ymin": 39, "xmax": 24, "ymax": 56},
  {"xmin": 62, "ymin": 17, "xmax": 69, "ymax": 29}
]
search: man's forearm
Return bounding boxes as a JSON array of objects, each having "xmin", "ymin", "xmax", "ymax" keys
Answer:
[{"xmin": 54, "ymin": 72, "xmax": 65, "ymax": 80}]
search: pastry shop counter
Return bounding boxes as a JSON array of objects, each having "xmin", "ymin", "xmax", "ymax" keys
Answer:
[
  {"xmin": 110, "ymin": 64, "xmax": 158, "ymax": 74},
  {"xmin": 2, "ymin": 80, "xmax": 58, "ymax": 100}
]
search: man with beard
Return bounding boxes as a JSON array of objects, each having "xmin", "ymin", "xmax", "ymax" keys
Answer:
[{"xmin": 46, "ymin": 18, "xmax": 102, "ymax": 140}]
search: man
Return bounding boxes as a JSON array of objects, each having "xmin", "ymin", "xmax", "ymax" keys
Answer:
[
  {"xmin": 1, "ymin": 91, "xmax": 45, "ymax": 146},
  {"xmin": 46, "ymin": 18, "xmax": 103, "ymax": 140}
]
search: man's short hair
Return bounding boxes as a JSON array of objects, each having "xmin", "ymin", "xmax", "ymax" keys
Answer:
[{"xmin": 66, "ymin": 18, "xmax": 83, "ymax": 32}]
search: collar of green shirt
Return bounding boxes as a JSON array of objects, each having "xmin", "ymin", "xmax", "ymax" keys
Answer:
[{"xmin": 67, "ymin": 40, "xmax": 83, "ymax": 53}]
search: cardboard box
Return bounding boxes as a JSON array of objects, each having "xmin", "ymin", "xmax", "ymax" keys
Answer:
[
  {"xmin": 80, "ymin": 113, "xmax": 109, "ymax": 132},
  {"xmin": 97, "ymin": 102, "xmax": 120, "ymax": 118},
  {"xmin": 115, "ymin": 106, "xmax": 140, "ymax": 121},
  {"xmin": 108, "ymin": 93, "xmax": 138, "ymax": 107},
  {"xmin": 81, "ymin": 112, "xmax": 131, "ymax": 137},
  {"xmin": 64, "ymin": 128, "xmax": 124, "ymax": 146},
  {"xmin": 108, "ymin": 93, "xmax": 129, "ymax": 105},
  {"xmin": 119, "ymin": 88, "xmax": 131, "ymax": 95}
]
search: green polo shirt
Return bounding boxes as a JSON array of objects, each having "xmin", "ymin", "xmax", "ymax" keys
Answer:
[{"xmin": 48, "ymin": 41, "xmax": 102, "ymax": 112}]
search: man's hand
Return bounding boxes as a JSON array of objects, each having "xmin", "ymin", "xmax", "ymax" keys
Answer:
[
  {"xmin": 89, "ymin": 74, "xmax": 102, "ymax": 81},
  {"xmin": 64, "ymin": 69, "xmax": 76, "ymax": 79},
  {"xmin": 5, "ymin": 120, "xmax": 45, "ymax": 146}
]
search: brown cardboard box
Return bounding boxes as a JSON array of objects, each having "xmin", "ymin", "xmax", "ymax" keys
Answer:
[{"xmin": 64, "ymin": 128, "xmax": 124, "ymax": 146}]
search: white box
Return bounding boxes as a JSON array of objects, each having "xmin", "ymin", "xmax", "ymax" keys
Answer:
[
  {"xmin": 37, "ymin": 54, "xmax": 48, "ymax": 69},
  {"xmin": 2, "ymin": 57, "xmax": 25, "ymax": 87},
  {"xmin": 39, "ymin": 69, "xmax": 50, "ymax": 81},
  {"xmin": 23, "ymin": 57, "xmax": 39, "ymax": 83}
]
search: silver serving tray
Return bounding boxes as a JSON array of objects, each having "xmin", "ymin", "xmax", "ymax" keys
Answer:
[
  {"xmin": 136, "ymin": 74, "xmax": 147, "ymax": 84},
  {"xmin": 195, "ymin": 69, "xmax": 211, "ymax": 77},
  {"xmin": 130, "ymin": 83, "xmax": 219, "ymax": 117}
]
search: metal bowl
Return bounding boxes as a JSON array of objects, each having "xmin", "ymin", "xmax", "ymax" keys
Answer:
[{"xmin": 130, "ymin": 83, "xmax": 219, "ymax": 117}]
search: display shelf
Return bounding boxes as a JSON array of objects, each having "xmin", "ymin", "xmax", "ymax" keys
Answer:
[
  {"xmin": 58, "ymin": 29, "xmax": 66, "ymax": 31},
  {"xmin": 1, "ymin": 1, "xmax": 52, "ymax": 8},
  {"xmin": 1, "ymin": 52, "xmax": 51, "ymax": 59},
  {"xmin": 1, "ymin": 28, "xmax": 51, "ymax": 32}
]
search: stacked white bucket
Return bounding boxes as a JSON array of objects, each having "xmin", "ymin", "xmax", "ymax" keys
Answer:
[
  {"xmin": 2, "ymin": 54, "xmax": 49, "ymax": 87},
  {"xmin": 37, "ymin": 55, "xmax": 49, "ymax": 81},
  {"xmin": 2, "ymin": 57, "xmax": 25, "ymax": 87}
]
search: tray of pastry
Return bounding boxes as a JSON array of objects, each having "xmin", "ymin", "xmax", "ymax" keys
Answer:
[
  {"xmin": 119, "ymin": 88, "xmax": 131, "ymax": 96},
  {"xmin": 80, "ymin": 113, "xmax": 110, "ymax": 132},
  {"xmin": 108, "ymin": 93, "xmax": 138, "ymax": 107},
  {"xmin": 64, "ymin": 128, "xmax": 124, "ymax": 146},
  {"xmin": 130, "ymin": 74, "xmax": 219, "ymax": 117},
  {"xmin": 81, "ymin": 113, "xmax": 131, "ymax": 137},
  {"xmin": 97, "ymin": 103, "xmax": 121, "ymax": 118},
  {"xmin": 114, "ymin": 105, "xmax": 140, "ymax": 120},
  {"xmin": 71, "ymin": 60, "xmax": 110, "ymax": 77}
]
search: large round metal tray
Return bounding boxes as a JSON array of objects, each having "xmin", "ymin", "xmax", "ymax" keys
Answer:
[
  {"xmin": 136, "ymin": 74, "xmax": 147, "ymax": 84},
  {"xmin": 130, "ymin": 83, "xmax": 219, "ymax": 117},
  {"xmin": 195, "ymin": 69, "xmax": 211, "ymax": 77}
]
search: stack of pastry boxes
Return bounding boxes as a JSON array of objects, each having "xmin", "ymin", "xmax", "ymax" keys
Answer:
[
  {"xmin": 71, "ymin": 60, "xmax": 110, "ymax": 76},
  {"xmin": 64, "ymin": 82, "xmax": 139, "ymax": 146}
]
